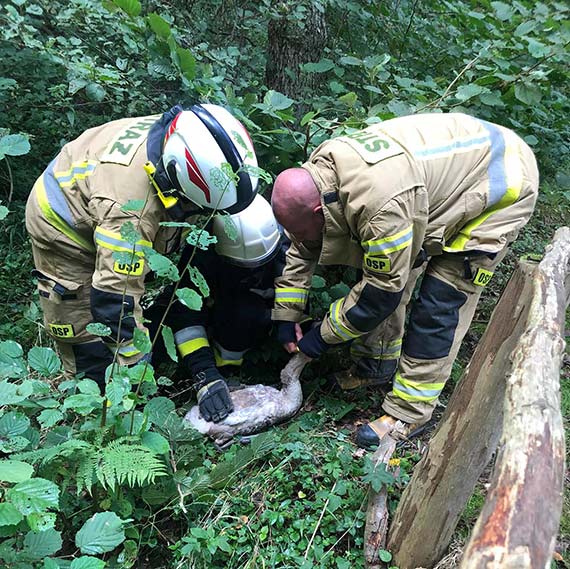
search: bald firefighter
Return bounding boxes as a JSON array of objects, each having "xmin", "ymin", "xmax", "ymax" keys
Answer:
[
  {"xmin": 271, "ymin": 112, "xmax": 539, "ymax": 448},
  {"xmin": 26, "ymin": 104, "xmax": 259, "ymax": 421}
]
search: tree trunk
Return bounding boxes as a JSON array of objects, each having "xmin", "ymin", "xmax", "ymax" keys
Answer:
[
  {"xmin": 364, "ymin": 435, "xmax": 398, "ymax": 568},
  {"xmin": 460, "ymin": 227, "xmax": 570, "ymax": 569},
  {"xmin": 388, "ymin": 260, "xmax": 537, "ymax": 569},
  {"xmin": 265, "ymin": 1, "xmax": 328, "ymax": 99}
]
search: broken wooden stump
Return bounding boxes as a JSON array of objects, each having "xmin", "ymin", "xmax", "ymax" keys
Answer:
[
  {"xmin": 364, "ymin": 435, "xmax": 398, "ymax": 568},
  {"xmin": 460, "ymin": 227, "xmax": 570, "ymax": 569}
]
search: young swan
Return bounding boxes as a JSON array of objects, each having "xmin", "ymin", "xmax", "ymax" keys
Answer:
[{"xmin": 184, "ymin": 353, "xmax": 311, "ymax": 447}]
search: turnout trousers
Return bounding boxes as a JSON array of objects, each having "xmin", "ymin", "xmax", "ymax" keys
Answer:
[{"xmin": 29, "ymin": 237, "xmax": 113, "ymax": 388}]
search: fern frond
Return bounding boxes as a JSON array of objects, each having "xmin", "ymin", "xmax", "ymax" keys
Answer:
[
  {"xmin": 76, "ymin": 449, "xmax": 98, "ymax": 495},
  {"xmin": 96, "ymin": 439, "xmax": 168, "ymax": 490},
  {"xmin": 14, "ymin": 439, "xmax": 92, "ymax": 466}
]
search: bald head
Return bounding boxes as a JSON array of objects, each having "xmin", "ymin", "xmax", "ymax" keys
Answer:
[{"xmin": 272, "ymin": 168, "xmax": 324, "ymax": 242}]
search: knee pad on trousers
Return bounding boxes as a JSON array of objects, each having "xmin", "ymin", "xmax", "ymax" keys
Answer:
[
  {"xmin": 404, "ymin": 274, "xmax": 467, "ymax": 359},
  {"xmin": 72, "ymin": 341, "xmax": 114, "ymax": 391}
]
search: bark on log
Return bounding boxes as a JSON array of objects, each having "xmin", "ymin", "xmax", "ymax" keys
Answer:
[
  {"xmin": 460, "ymin": 227, "xmax": 570, "ymax": 569},
  {"xmin": 388, "ymin": 260, "xmax": 538, "ymax": 569},
  {"xmin": 364, "ymin": 435, "xmax": 398, "ymax": 568}
]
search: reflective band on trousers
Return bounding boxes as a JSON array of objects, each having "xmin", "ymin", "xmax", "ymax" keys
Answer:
[
  {"xmin": 214, "ymin": 342, "xmax": 246, "ymax": 367},
  {"xmin": 34, "ymin": 159, "xmax": 96, "ymax": 252},
  {"xmin": 175, "ymin": 326, "xmax": 209, "ymax": 357},
  {"xmin": 392, "ymin": 372, "xmax": 444, "ymax": 402},
  {"xmin": 445, "ymin": 120, "xmax": 524, "ymax": 252},
  {"xmin": 350, "ymin": 338, "xmax": 402, "ymax": 359},
  {"xmin": 116, "ymin": 340, "xmax": 141, "ymax": 358},
  {"xmin": 275, "ymin": 287, "xmax": 309, "ymax": 304},
  {"xmin": 329, "ymin": 298, "xmax": 359, "ymax": 341},
  {"xmin": 94, "ymin": 226, "xmax": 152, "ymax": 256},
  {"xmin": 362, "ymin": 225, "xmax": 413, "ymax": 256}
]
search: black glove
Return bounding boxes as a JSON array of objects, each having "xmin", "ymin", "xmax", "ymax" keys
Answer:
[
  {"xmin": 194, "ymin": 368, "xmax": 234, "ymax": 423},
  {"xmin": 297, "ymin": 325, "xmax": 329, "ymax": 359},
  {"xmin": 276, "ymin": 321, "xmax": 297, "ymax": 345}
]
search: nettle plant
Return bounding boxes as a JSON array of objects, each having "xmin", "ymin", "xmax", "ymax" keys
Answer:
[{"xmin": 0, "ymin": 156, "xmax": 270, "ymax": 567}]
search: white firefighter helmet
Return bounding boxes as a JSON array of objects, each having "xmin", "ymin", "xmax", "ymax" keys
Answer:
[
  {"xmin": 161, "ymin": 104, "xmax": 258, "ymax": 213},
  {"xmin": 212, "ymin": 194, "xmax": 281, "ymax": 267}
]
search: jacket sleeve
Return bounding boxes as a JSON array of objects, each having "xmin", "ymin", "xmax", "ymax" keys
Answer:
[
  {"xmin": 272, "ymin": 233, "xmax": 321, "ymax": 323},
  {"xmin": 90, "ymin": 198, "xmax": 156, "ymax": 365},
  {"xmin": 320, "ymin": 187, "xmax": 427, "ymax": 345}
]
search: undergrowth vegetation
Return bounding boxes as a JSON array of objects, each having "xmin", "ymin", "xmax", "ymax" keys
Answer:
[{"xmin": 0, "ymin": 0, "xmax": 569, "ymax": 567}]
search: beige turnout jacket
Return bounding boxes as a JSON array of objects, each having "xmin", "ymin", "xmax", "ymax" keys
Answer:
[
  {"xmin": 273, "ymin": 113, "xmax": 538, "ymax": 346},
  {"xmin": 26, "ymin": 113, "xmax": 184, "ymax": 359}
]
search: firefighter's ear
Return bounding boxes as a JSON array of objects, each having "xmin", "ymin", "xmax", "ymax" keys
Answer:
[{"xmin": 312, "ymin": 204, "xmax": 323, "ymax": 215}]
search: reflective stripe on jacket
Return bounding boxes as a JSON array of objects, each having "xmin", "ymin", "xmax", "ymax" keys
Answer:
[{"xmin": 273, "ymin": 112, "xmax": 539, "ymax": 345}]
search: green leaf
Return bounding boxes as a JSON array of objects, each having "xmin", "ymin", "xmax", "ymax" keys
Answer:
[
  {"xmin": 378, "ymin": 549, "xmax": 392, "ymax": 562},
  {"xmin": 526, "ymin": 38, "xmax": 550, "ymax": 58},
  {"xmin": 113, "ymin": 0, "xmax": 141, "ymax": 17},
  {"xmin": 70, "ymin": 557, "xmax": 106, "ymax": 569},
  {"xmin": 454, "ymin": 84, "xmax": 489, "ymax": 101},
  {"xmin": 120, "ymin": 199, "xmax": 146, "ymax": 213},
  {"xmin": 0, "ymin": 340, "xmax": 27, "ymax": 379},
  {"xmin": 28, "ymin": 347, "xmax": 62, "ymax": 376},
  {"xmin": 177, "ymin": 48, "xmax": 196, "ymax": 80},
  {"xmin": 7, "ymin": 478, "xmax": 60, "ymax": 515},
  {"xmin": 339, "ymin": 56, "xmax": 362, "ymax": 66},
  {"xmin": 77, "ymin": 379, "xmax": 101, "ymax": 395},
  {"xmin": 141, "ymin": 431, "xmax": 170, "ymax": 455},
  {"xmin": 160, "ymin": 325, "xmax": 178, "ymax": 363},
  {"xmin": 188, "ymin": 266, "xmax": 210, "ymax": 297},
  {"xmin": 61, "ymin": 394, "xmax": 103, "ymax": 415},
  {"xmin": 24, "ymin": 528, "xmax": 63, "ymax": 559},
  {"xmin": 0, "ymin": 502, "xmax": 23, "ymax": 526},
  {"xmin": 176, "ymin": 288, "xmax": 203, "ymax": 311},
  {"xmin": 186, "ymin": 227, "xmax": 217, "ymax": 250},
  {"xmin": 514, "ymin": 21, "xmax": 536, "ymax": 36},
  {"xmin": 0, "ymin": 460, "xmax": 34, "ymax": 483},
  {"xmin": 148, "ymin": 13, "xmax": 171, "ymax": 39},
  {"xmin": 263, "ymin": 90, "xmax": 294, "ymax": 111},
  {"xmin": 76, "ymin": 512, "xmax": 128, "ymax": 555},
  {"xmin": 514, "ymin": 83, "xmax": 542, "ymax": 105},
  {"xmin": 0, "ymin": 412, "xmax": 30, "ymax": 437},
  {"xmin": 0, "ymin": 204, "xmax": 9, "ymax": 220},
  {"xmin": 133, "ymin": 328, "xmax": 152, "ymax": 355},
  {"xmin": 339, "ymin": 92, "xmax": 357, "ymax": 106},
  {"xmin": 144, "ymin": 397, "xmax": 175, "ymax": 425},
  {"xmin": 300, "ymin": 111, "xmax": 317, "ymax": 126},
  {"xmin": 524, "ymin": 134, "xmax": 539, "ymax": 146},
  {"xmin": 311, "ymin": 275, "xmax": 326, "ymax": 289},
  {"xmin": 86, "ymin": 323, "xmax": 112, "ymax": 337},
  {"xmin": 491, "ymin": 1, "xmax": 514, "ymax": 20},
  {"xmin": 105, "ymin": 378, "xmax": 130, "ymax": 407},
  {"xmin": 37, "ymin": 409, "xmax": 64, "ymax": 429},
  {"xmin": 218, "ymin": 213, "xmax": 238, "ymax": 241},
  {"xmin": 26, "ymin": 511, "xmax": 57, "ymax": 532},
  {"xmin": 302, "ymin": 58, "xmax": 335, "ymax": 73},
  {"xmin": 362, "ymin": 459, "xmax": 396, "ymax": 493},
  {"xmin": 0, "ymin": 134, "xmax": 31, "ymax": 160},
  {"xmin": 120, "ymin": 221, "xmax": 142, "ymax": 246},
  {"xmin": 85, "ymin": 83, "xmax": 106, "ymax": 103},
  {"xmin": 0, "ymin": 380, "xmax": 33, "ymax": 404},
  {"xmin": 146, "ymin": 251, "xmax": 179, "ymax": 281}
]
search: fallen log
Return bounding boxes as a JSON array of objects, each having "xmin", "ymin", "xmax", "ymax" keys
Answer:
[
  {"xmin": 364, "ymin": 435, "xmax": 398, "ymax": 568},
  {"xmin": 460, "ymin": 227, "xmax": 570, "ymax": 569},
  {"xmin": 388, "ymin": 259, "xmax": 537, "ymax": 569}
]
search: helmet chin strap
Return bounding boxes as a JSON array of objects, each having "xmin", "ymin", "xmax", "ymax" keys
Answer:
[{"xmin": 143, "ymin": 161, "xmax": 201, "ymax": 220}]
